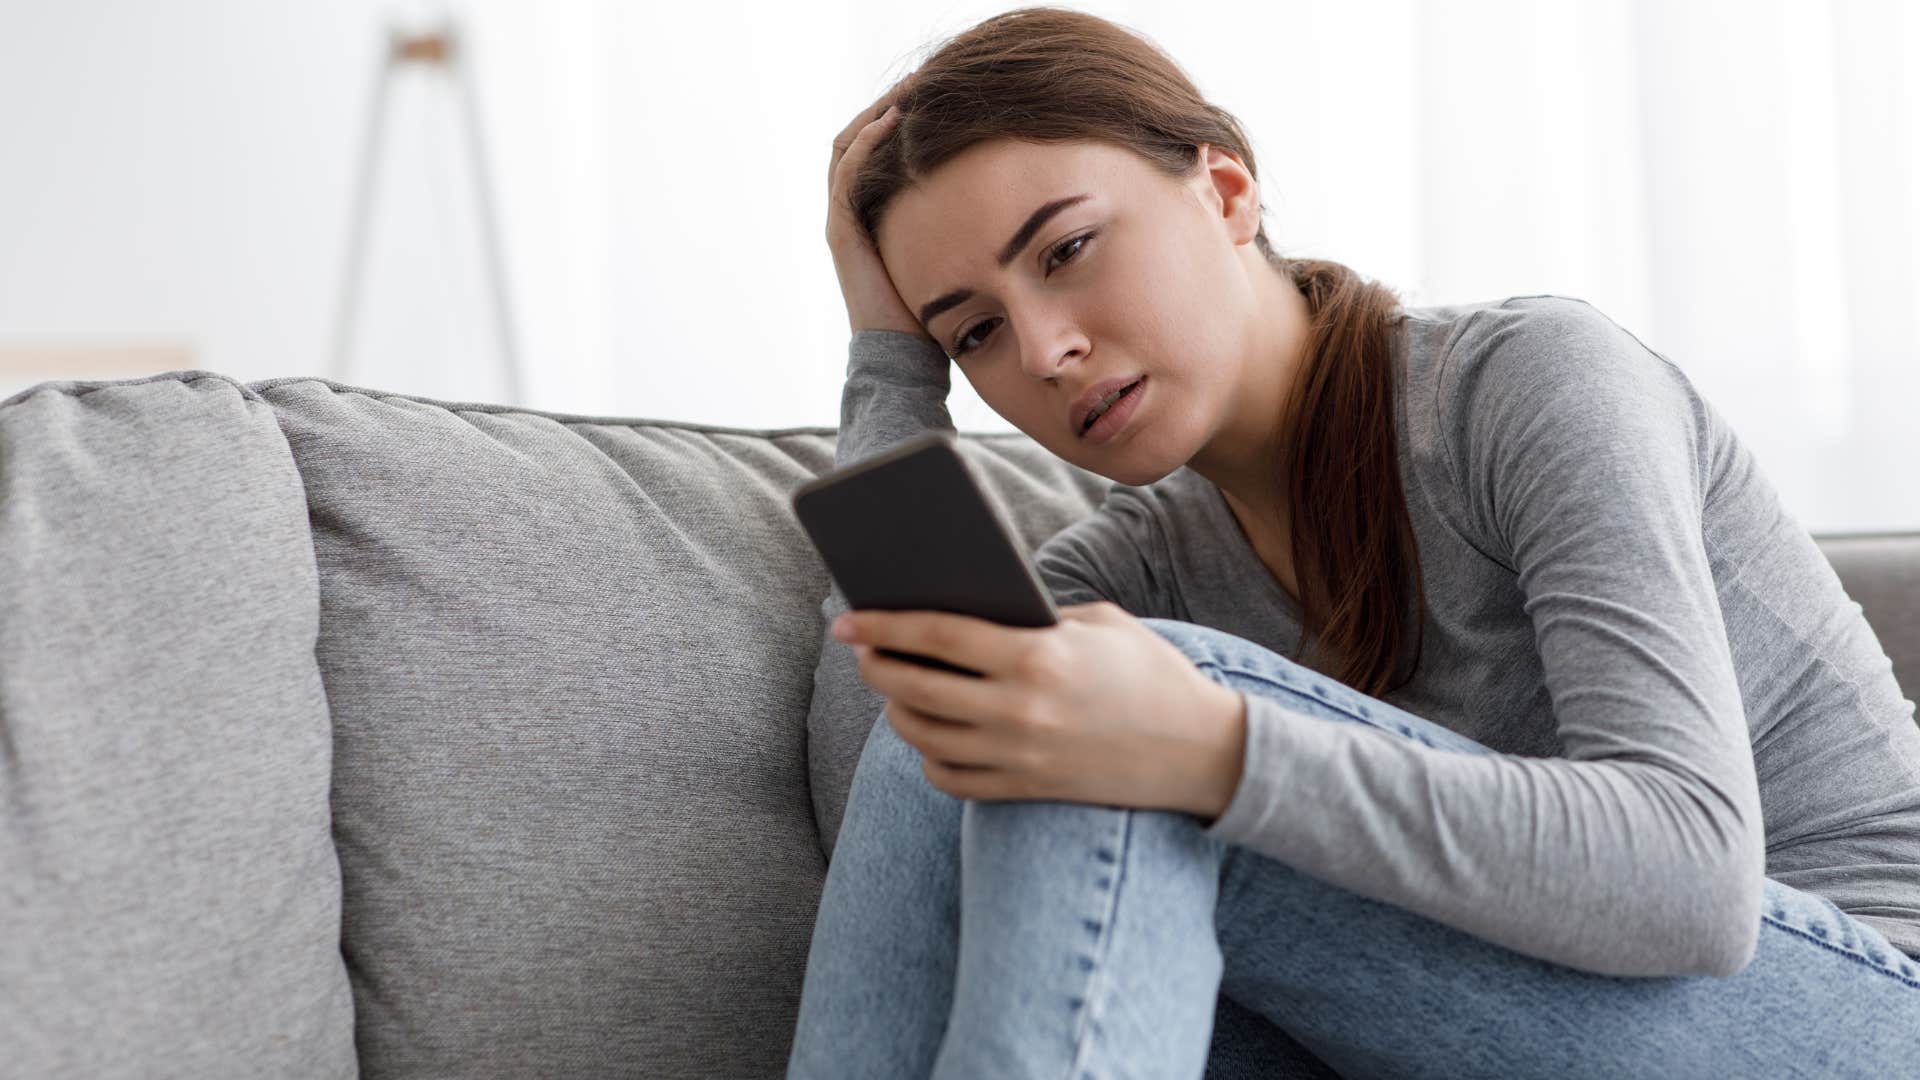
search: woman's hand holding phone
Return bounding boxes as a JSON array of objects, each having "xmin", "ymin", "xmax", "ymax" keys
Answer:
[
  {"xmin": 826, "ymin": 74, "xmax": 933, "ymax": 341},
  {"xmin": 833, "ymin": 602, "xmax": 1249, "ymax": 821}
]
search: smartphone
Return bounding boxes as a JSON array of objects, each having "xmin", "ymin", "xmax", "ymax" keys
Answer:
[{"xmin": 790, "ymin": 431, "xmax": 1061, "ymax": 678}]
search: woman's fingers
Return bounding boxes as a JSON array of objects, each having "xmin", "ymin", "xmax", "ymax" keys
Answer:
[
  {"xmin": 856, "ymin": 643, "xmax": 1005, "ymax": 725},
  {"xmin": 822, "ymin": 71, "xmax": 930, "ymax": 336},
  {"xmin": 830, "ymin": 72, "xmax": 912, "ymax": 160},
  {"xmin": 827, "ymin": 106, "xmax": 900, "ymax": 214},
  {"xmin": 886, "ymin": 700, "xmax": 997, "ymax": 769},
  {"xmin": 827, "ymin": 72, "xmax": 914, "ymax": 186}
]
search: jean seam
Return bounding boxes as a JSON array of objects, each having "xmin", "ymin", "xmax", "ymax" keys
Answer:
[
  {"xmin": 1062, "ymin": 811, "xmax": 1131, "ymax": 1080},
  {"xmin": 1194, "ymin": 659, "xmax": 1442, "ymax": 751},
  {"xmin": 1758, "ymin": 913, "xmax": 1920, "ymax": 989}
]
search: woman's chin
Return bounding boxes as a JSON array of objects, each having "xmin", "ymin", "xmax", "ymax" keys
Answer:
[{"xmin": 1067, "ymin": 443, "xmax": 1184, "ymax": 489}]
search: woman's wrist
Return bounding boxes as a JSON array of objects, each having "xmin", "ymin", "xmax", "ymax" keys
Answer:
[{"xmin": 1191, "ymin": 682, "xmax": 1248, "ymax": 824}]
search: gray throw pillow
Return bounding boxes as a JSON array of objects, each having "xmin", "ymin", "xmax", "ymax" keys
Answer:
[{"xmin": 0, "ymin": 374, "xmax": 357, "ymax": 1079}]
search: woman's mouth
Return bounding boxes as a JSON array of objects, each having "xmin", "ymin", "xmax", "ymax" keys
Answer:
[{"xmin": 1079, "ymin": 377, "xmax": 1146, "ymax": 444}]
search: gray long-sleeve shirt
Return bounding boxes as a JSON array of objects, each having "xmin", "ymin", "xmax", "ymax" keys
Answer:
[{"xmin": 803, "ymin": 292, "xmax": 1920, "ymax": 978}]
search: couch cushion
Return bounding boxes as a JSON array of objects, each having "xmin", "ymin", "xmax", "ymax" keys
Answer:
[
  {"xmin": 253, "ymin": 376, "xmax": 1107, "ymax": 1079},
  {"xmin": 0, "ymin": 374, "xmax": 355, "ymax": 1078}
]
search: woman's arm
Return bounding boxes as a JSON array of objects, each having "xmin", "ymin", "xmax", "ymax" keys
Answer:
[
  {"xmin": 1196, "ymin": 297, "xmax": 1766, "ymax": 978},
  {"xmin": 804, "ymin": 330, "xmax": 956, "ymax": 860}
]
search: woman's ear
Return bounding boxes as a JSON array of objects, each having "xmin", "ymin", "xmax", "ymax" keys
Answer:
[{"xmin": 1191, "ymin": 143, "xmax": 1261, "ymax": 246}]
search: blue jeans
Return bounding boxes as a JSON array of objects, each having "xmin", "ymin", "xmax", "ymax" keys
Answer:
[{"xmin": 787, "ymin": 618, "xmax": 1920, "ymax": 1079}]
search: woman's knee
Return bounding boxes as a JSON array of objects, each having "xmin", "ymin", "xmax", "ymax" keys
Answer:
[
  {"xmin": 840, "ymin": 709, "xmax": 964, "ymax": 852},
  {"xmin": 1140, "ymin": 616, "xmax": 1239, "ymax": 660},
  {"xmin": 856, "ymin": 707, "xmax": 970, "ymax": 805},
  {"xmin": 1136, "ymin": 616, "xmax": 1495, "ymax": 759},
  {"xmin": 854, "ymin": 707, "xmax": 926, "ymax": 787},
  {"xmin": 1137, "ymin": 617, "xmax": 1302, "ymax": 684}
]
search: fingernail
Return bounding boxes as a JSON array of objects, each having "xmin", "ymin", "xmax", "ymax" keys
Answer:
[
  {"xmin": 832, "ymin": 616, "xmax": 854, "ymax": 641},
  {"xmin": 881, "ymin": 104, "xmax": 898, "ymax": 120}
]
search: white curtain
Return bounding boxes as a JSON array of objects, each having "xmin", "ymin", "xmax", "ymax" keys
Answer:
[
  {"xmin": 598, "ymin": 0, "xmax": 1918, "ymax": 531},
  {"xmin": 0, "ymin": 0, "xmax": 1912, "ymax": 530}
]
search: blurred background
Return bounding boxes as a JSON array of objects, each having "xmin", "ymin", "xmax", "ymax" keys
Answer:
[{"xmin": 0, "ymin": 0, "xmax": 1914, "ymax": 531}]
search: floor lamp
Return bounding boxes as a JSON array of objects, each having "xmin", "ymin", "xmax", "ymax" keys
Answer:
[{"xmin": 329, "ymin": 20, "xmax": 525, "ymax": 403}]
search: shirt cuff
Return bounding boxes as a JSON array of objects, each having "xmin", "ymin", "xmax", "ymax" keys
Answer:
[
  {"xmin": 1202, "ymin": 692, "xmax": 1293, "ymax": 846},
  {"xmin": 848, "ymin": 329, "xmax": 951, "ymax": 387}
]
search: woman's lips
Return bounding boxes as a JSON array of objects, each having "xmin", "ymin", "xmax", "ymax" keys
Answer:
[
  {"xmin": 1070, "ymin": 374, "xmax": 1145, "ymax": 435},
  {"xmin": 1079, "ymin": 376, "xmax": 1145, "ymax": 444}
]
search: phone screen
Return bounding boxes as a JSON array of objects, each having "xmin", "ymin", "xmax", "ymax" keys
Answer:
[{"xmin": 791, "ymin": 431, "xmax": 1060, "ymax": 676}]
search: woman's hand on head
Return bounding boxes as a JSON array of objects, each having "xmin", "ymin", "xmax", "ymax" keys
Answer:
[
  {"xmin": 826, "ymin": 74, "xmax": 934, "ymax": 341},
  {"xmin": 833, "ymin": 601, "xmax": 1245, "ymax": 816}
]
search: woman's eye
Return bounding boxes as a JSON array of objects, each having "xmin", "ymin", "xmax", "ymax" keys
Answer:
[
  {"xmin": 951, "ymin": 230, "xmax": 1098, "ymax": 358},
  {"xmin": 1046, "ymin": 231, "xmax": 1095, "ymax": 271},
  {"xmin": 953, "ymin": 318, "xmax": 1000, "ymax": 357}
]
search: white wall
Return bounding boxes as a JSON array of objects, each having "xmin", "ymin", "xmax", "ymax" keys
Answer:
[
  {"xmin": 1, "ymin": 0, "xmax": 1915, "ymax": 531},
  {"xmin": 0, "ymin": 0, "xmax": 608, "ymax": 407}
]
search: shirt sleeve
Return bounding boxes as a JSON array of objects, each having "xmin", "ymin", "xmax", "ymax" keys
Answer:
[
  {"xmin": 804, "ymin": 329, "xmax": 957, "ymax": 860},
  {"xmin": 1196, "ymin": 296, "xmax": 1768, "ymax": 978},
  {"xmin": 1032, "ymin": 484, "xmax": 1178, "ymax": 616}
]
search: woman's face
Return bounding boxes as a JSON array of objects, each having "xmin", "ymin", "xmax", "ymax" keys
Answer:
[{"xmin": 874, "ymin": 138, "xmax": 1282, "ymax": 489}]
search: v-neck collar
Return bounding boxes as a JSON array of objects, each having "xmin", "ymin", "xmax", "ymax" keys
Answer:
[{"xmin": 1196, "ymin": 472, "xmax": 1303, "ymax": 621}]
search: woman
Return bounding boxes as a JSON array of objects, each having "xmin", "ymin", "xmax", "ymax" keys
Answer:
[{"xmin": 788, "ymin": 7, "xmax": 1920, "ymax": 1078}]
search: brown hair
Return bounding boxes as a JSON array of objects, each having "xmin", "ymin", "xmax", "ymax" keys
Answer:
[{"xmin": 853, "ymin": 6, "xmax": 1424, "ymax": 695}]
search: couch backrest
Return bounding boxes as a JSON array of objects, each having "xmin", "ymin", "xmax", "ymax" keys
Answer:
[
  {"xmin": 3, "ymin": 370, "xmax": 1915, "ymax": 1080},
  {"xmin": 248, "ymin": 374, "xmax": 1109, "ymax": 1079},
  {"xmin": 1818, "ymin": 533, "xmax": 1920, "ymax": 703}
]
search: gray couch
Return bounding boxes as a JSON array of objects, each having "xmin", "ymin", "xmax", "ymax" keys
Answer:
[{"xmin": 2, "ymin": 370, "xmax": 1915, "ymax": 1079}]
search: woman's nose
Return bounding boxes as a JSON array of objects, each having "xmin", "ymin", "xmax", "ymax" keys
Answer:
[{"xmin": 1018, "ymin": 312, "xmax": 1090, "ymax": 381}]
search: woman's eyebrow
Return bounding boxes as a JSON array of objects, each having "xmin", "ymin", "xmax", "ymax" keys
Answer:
[{"xmin": 916, "ymin": 193, "xmax": 1093, "ymax": 329}]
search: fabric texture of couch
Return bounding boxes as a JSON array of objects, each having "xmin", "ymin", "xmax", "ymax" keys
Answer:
[{"xmin": 2, "ymin": 370, "xmax": 1915, "ymax": 1079}]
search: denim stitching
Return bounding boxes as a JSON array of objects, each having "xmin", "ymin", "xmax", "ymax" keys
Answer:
[
  {"xmin": 1195, "ymin": 657, "xmax": 1446, "ymax": 752},
  {"xmin": 1063, "ymin": 811, "xmax": 1131, "ymax": 1080},
  {"xmin": 1758, "ymin": 913, "xmax": 1920, "ymax": 990}
]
